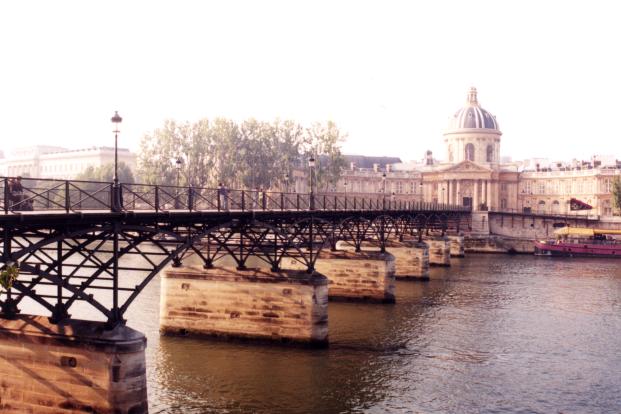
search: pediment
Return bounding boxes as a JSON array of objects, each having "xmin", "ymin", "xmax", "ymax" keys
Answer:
[{"xmin": 441, "ymin": 160, "xmax": 492, "ymax": 173}]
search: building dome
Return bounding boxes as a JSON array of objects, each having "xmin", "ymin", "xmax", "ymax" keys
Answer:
[{"xmin": 448, "ymin": 87, "xmax": 499, "ymax": 130}]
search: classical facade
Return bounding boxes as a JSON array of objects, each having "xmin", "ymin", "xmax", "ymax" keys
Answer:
[
  {"xmin": 0, "ymin": 146, "xmax": 137, "ymax": 180},
  {"xmin": 327, "ymin": 87, "xmax": 620, "ymax": 217}
]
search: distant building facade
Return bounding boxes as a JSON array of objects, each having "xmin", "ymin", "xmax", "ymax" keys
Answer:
[
  {"xmin": 298, "ymin": 87, "xmax": 620, "ymax": 217},
  {"xmin": 0, "ymin": 146, "xmax": 136, "ymax": 180}
]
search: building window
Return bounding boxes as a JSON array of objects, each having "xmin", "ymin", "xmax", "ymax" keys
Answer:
[
  {"xmin": 486, "ymin": 144, "xmax": 493, "ymax": 162},
  {"xmin": 500, "ymin": 198, "xmax": 507, "ymax": 209},
  {"xmin": 564, "ymin": 181, "xmax": 571, "ymax": 193},
  {"xmin": 465, "ymin": 143, "xmax": 475, "ymax": 161},
  {"xmin": 552, "ymin": 200, "xmax": 560, "ymax": 213}
]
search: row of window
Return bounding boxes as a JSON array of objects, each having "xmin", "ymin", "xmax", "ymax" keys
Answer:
[
  {"xmin": 520, "ymin": 178, "xmax": 611, "ymax": 195},
  {"xmin": 448, "ymin": 143, "xmax": 495, "ymax": 162}
]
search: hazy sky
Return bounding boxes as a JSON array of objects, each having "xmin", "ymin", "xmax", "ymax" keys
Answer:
[{"xmin": 1, "ymin": 0, "xmax": 619, "ymax": 163}]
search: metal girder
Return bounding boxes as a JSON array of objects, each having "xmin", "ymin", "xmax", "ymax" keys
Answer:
[{"xmin": 0, "ymin": 208, "xmax": 469, "ymax": 327}]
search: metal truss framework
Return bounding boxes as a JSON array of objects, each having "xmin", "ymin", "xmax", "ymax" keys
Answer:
[{"xmin": 0, "ymin": 209, "xmax": 468, "ymax": 328}]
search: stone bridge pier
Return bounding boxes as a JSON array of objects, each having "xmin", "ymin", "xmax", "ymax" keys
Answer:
[
  {"xmin": 285, "ymin": 249, "xmax": 396, "ymax": 303},
  {"xmin": 338, "ymin": 240, "xmax": 430, "ymax": 281},
  {"xmin": 160, "ymin": 258, "xmax": 329, "ymax": 346},
  {"xmin": 425, "ymin": 235, "xmax": 451, "ymax": 266},
  {"xmin": 0, "ymin": 316, "xmax": 148, "ymax": 414},
  {"xmin": 447, "ymin": 234, "xmax": 465, "ymax": 257}
]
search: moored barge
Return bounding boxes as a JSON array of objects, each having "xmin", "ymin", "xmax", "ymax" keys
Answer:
[{"xmin": 534, "ymin": 227, "xmax": 621, "ymax": 258}]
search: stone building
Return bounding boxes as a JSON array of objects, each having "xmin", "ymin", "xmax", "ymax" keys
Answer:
[
  {"xmin": 321, "ymin": 87, "xmax": 620, "ymax": 217},
  {"xmin": 0, "ymin": 145, "xmax": 137, "ymax": 180}
]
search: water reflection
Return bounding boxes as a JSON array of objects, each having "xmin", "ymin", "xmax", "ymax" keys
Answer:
[{"xmin": 18, "ymin": 253, "xmax": 621, "ymax": 413}]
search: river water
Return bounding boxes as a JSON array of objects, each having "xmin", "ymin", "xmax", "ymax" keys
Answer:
[{"xmin": 27, "ymin": 254, "xmax": 621, "ymax": 413}]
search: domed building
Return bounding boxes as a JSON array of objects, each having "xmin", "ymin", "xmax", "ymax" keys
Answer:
[
  {"xmin": 444, "ymin": 87, "xmax": 501, "ymax": 166},
  {"xmin": 421, "ymin": 87, "xmax": 518, "ymax": 212},
  {"xmin": 329, "ymin": 86, "xmax": 619, "ymax": 220}
]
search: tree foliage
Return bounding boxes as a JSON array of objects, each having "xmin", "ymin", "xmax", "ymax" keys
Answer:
[
  {"xmin": 136, "ymin": 118, "xmax": 346, "ymax": 190},
  {"xmin": 75, "ymin": 162, "xmax": 135, "ymax": 183},
  {"xmin": 612, "ymin": 177, "xmax": 621, "ymax": 212}
]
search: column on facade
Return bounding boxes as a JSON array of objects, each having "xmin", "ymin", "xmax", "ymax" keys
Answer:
[
  {"xmin": 447, "ymin": 180, "xmax": 452, "ymax": 205},
  {"xmin": 473, "ymin": 179, "xmax": 479, "ymax": 210},
  {"xmin": 455, "ymin": 180, "xmax": 461, "ymax": 206},
  {"xmin": 486, "ymin": 180, "xmax": 492, "ymax": 210}
]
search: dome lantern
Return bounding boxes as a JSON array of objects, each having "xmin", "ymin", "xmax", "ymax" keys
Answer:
[{"xmin": 447, "ymin": 87, "xmax": 499, "ymax": 130}]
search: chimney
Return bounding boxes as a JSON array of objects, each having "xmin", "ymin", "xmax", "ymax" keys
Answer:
[{"xmin": 373, "ymin": 163, "xmax": 379, "ymax": 172}]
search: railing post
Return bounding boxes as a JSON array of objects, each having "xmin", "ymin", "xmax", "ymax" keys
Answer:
[
  {"xmin": 241, "ymin": 191, "xmax": 246, "ymax": 211},
  {"xmin": 323, "ymin": 195, "xmax": 326, "ymax": 210},
  {"xmin": 188, "ymin": 186, "xmax": 194, "ymax": 211},
  {"xmin": 3, "ymin": 177, "xmax": 8, "ymax": 213},
  {"xmin": 217, "ymin": 188, "xmax": 221, "ymax": 211},
  {"xmin": 155, "ymin": 186, "xmax": 160, "ymax": 212},
  {"xmin": 353, "ymin": 197, "xmax": 357, "ymax": 210},
  {"xmin": 296, "ymin": 194, "xmax": 300, "ymax": 210},
  {"xmin": 65, "ymin": 181, "xmax": 70, "ymax": 213},
  {"xmin": 281, "ymin": 193, "xmax": 284, "ymax": 211},
  {"xmin": 345, "ymin": 197, "xmax": 348, "ymax": 210}
]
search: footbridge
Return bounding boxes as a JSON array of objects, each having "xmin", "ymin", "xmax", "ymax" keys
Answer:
[
  {"xmin": 0, "ymin": 176, "xmax": 470, "ymax": 327},
  {"xmin": 0, "ymin": 176, "xmax": 473, "ymax": 413}
]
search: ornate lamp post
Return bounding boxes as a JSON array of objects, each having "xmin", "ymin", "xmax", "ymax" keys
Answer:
[
  {"xmin": 308, "ymin": 157, "xmax": 316, "ymax": 210},
  {"xmin": 382, "ymin": 172, "xmax": 387, "ymax": 209},
  {"xmin": 175, "ymin": 157, "xmax": 183, "ymax": 208},
  {"xmin": 110, "ymin": 111, "xmax": 122, "ymax": 212}
]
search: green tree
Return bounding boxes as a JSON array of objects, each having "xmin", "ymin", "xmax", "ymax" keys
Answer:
[
  {"xmin": 612, "ymin": 177, "xmax": 621, "ymax": 213},
  {"xmin": 302, "ymin": 121, "xmax": 347, "ymax": 191},
  {"xmin": 136, "ymin": 117, "xmax": 346, "ymax": 192},
  {"xmin": 75, "ymin": 162, "xmax": 135, "ymax": 183},
  {"xmin": 136, "ymin": 119, "xmax": 181, "ymax": 186}
]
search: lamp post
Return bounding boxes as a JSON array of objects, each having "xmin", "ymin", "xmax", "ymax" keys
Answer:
[
  {"xmin": 175, "ymin": 157, "xmax": 183, "ymax": 208},
  {"xmin": 343, "ymin": 181, "xmax": 348, "ymax": 194},
  {"xmin": 308, "ymin": 157, "xmax": 316, "ymax": 210},
  {"xmin": 110, "ymin": 111, "xmax": 122, "ymax": 211},
  {"xmin": 284, "ymin": 173, "xmax": 290, "ymax": 193},
  {"xmin": 417, "ymin": 181, "xmax": 422, "ymax": 205},
  {"xmin": 382, "ymin": 172, "xmax": 387, "ymax": 209},
  {"xmin": 441, "ymin": 187, "xmax": 445, "ymax": 206}
]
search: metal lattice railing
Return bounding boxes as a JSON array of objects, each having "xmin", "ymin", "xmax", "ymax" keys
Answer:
[{"xmin": 1, "ymin": 176, "xmax": 471, "ymax": 214}]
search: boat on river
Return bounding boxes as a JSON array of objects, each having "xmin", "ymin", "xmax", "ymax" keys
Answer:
[{"xmin": 534, "ymin": 227, "xmax": 621, "ymax": 258}]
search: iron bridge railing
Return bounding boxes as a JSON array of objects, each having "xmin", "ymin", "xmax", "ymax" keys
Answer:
[{"xmin": 1, "ymin": 176, "xmax": 470, "ymax": 214}]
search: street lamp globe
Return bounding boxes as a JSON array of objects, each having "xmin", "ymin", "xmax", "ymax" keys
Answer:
[
  {"xmin": 110, "ymin": 111, "xmax": 123, "ymax": 186},
  {"xmin": 308, "ymin": 157, "xmax": 316, "ymax": 210},
  {"xmin": 110, "ymin": 111, "xmax": 122, "ymax": 212}
]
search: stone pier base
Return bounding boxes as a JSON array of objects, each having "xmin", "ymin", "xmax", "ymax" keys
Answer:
[
  {"xmin": 287, "ymin": 248, "xmax": 396, "ymax": 303},
  {"xmin": 390, "ymin": 240, "xmax": 430, "ymax": 280},
  {"xmin": 447, "ymin": 235, "xmax": 465, "ymax": 257},
  {"xmin": 161, "ymin": 266, "xmax": 329, "ymax": 346},
  {"xmin": 339, "ymin": 240, "xmax": 429, "ymax": 281},
  {"xmin": 426, "ymin": 236, "xmax": 451, "ymax": 267},
  {"xmin": 0, "ymin": 315, "xmax": 147, "ymax": 414}
]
